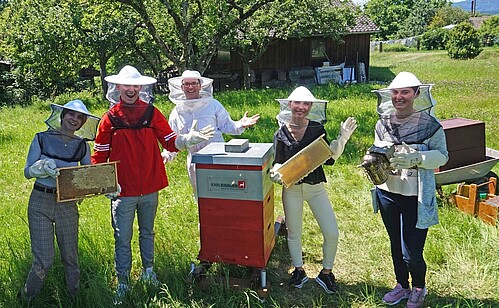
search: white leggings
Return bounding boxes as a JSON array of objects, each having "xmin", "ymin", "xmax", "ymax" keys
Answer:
[{"xmin": 283, "ymin": 182, "xmax": 339, "ymax": 270}]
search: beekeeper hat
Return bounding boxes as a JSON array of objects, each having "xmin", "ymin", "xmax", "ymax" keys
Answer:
[
  {"xmin": 104, "ymin": 65, "xmax": 157, "ymax": 85},
  {"xmin": 168, "ymin": 70, "xmax": 213, "ymax": 88},
  {"xmin": 45, "ymin": 100, "xmax": 101, "ymax": 140},
  {"xmin": 382, "ymin": 72, "xmax": 432, "ymax": 90},
  {"xmin": 276, "ymin": 86, "xmax": 327, "ymax": 104}
]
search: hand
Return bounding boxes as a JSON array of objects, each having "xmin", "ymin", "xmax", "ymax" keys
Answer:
[
  {"xmin": 175, "ymin": 120, "xmax": 215, "ymax": 150},
  {"xmin": 240, "ymin": 112, "xmax": 260, "ymax": 128},
  {"xmin": 29, "ymin": 159, "xmax": 52, "ymax": 178},
  {"xmin": 161, "ymin": 149, "xmax": 178, "ymax": 164},
  {"xmin": 106, "ymin": 184, "xmax": 121, "ymax": 199},
  {"xmin": 339, "ymin": 117, "xmax": 357, "ymax": 141},
  {"xmin": 43, "ymin": 158, "xmax": 59, "ymax": 178},
  {"xmin": 269, "ymin": 163, "xmax": 283, "ymax": 185},
  {"xmin": 389, "ymin": 143, "xmax": 422, "ymax": 169}
]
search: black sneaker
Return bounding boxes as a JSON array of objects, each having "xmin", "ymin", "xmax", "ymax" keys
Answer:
[
  {"xmin": 316, "ymin": 271, "xmax": 338, "ymax": 294},
  {"xmin": 288, "ymin": 268, "xmax": 309, "ymax": 288}
]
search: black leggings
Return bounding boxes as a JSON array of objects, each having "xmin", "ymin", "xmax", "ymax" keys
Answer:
[{"xmin": 376, "ymin": 188, "xmax": 428, "ymax": 288}]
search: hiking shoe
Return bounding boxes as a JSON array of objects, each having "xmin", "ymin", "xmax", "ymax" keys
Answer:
[
  {"xmin": 406, "ymin": 286, "xmax": 427, "ymax": 308},
  {"xmin": 139, "ymin": 267, "xmax": 161, "ymax": 287},
  {"xmin": 113, "ymin": 283, "xmax": 129, "ymax": 305},
  {"xmin": 382, "ymin": 283, "xmax": 411, "ymax": 305},
  {"xmin": 288, "ymin": 268, "xmax": 309, "ymax": 288},
  {"xmin": 315, "ymin": 271, "xmax": 338, "ymax": 294}
]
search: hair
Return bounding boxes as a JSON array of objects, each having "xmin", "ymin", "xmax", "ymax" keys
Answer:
[{"xmin": 61, "ymin": 109, "xmax": 88, "ymax": 125}]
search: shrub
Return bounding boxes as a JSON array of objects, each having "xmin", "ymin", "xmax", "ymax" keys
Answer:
[
  {"xmin": 421, "ymin": 27, "xmax": 449, "ymax": 50},
  {"xmin": 382, "ymin": 44, "xmax": 410, "ymax": 52},
  {"xmin": 446, "ymin": 22, "xmax": 482, "ymax": 59},
  {"xmin": 478, "ymin": 16, "xmax": 499, "ymax": 47}
]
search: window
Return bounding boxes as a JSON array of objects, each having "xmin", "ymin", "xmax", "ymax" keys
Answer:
[{"xmin": 311, "ymin": 39, "xmax": 326, "ymax": 58}]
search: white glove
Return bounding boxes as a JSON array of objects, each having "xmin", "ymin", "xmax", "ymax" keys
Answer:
[
  {"xmin": 175, "ymin": 120, "xmax": 215, "ymax": 150},
  {"xmin": 43, "ymin": 159, "xmax": 59, "ymax": 178},
  {"xmin": 28, "ymin": 159, "xmax": 53, "ymax": 178},
  {"xmin": 330, "ymin": 117, "xmax": 357, "ymax": 160},
  {"xmin": 106, "ymin": 184, "xmax": 121, "ymax": 199},
  {"xmin": 339, "ymin": 117, "xmax": 357, "ymax": 141},
  {"xmin": 389, "ymin": 143, "xmax": 422, "ymax": 169},
  {"xmin": 269, "ymin": 163, "xmax": 283, "ymax": 185},
  {"xmin": 161, "ymin": 149, "xmax": 178, "ymax": 164}
]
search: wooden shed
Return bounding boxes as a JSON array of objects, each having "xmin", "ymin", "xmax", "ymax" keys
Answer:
[{"xmin": 206, "ymin": 15, "xmax": 379, "ymax": 90}]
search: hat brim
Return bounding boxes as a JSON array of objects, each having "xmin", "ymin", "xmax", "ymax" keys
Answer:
[
  {"xmin": 104, "ymin": 75, "xmax": 157, "ymax": 85},
  {"xmin": 50, "ymin": 104, "xmax": 100, "ymax": 120},
  {"xmin": 276, "ymin": 98, "xmax": 327, "ymax": 104},
  {"xmin": 377, "ymin": 83, "xmax": 433, "ymax": 91},
  {"xmin": 168, "ymin": 76, "xmax": 213, "ymax": 88}
]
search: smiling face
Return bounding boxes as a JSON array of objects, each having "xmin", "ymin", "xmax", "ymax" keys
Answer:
[
  {"xmin": 60, "ymin": 110, "xmax": 87, "ymax": 135},
  {"xmin": 391, "ymin": 87, "xmax": 417, "ymax": 117},
  {"xmin": 117, "ymin": 84, "xmax": 142, "ymax": 105},
  {"xmin": 181, "ymin": 77, "xmax": 201, "ymax": 99},
  {"xmin": 289, "ymin": 101, "xmax": 312, "ymax": 124}
]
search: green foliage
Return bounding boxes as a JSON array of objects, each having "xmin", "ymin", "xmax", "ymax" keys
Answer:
[
  {"xmin": 428, "ymin": 4, "xmax": 470, "ymax": 29},
  {"xmin": 382, "ymin": 44, "xmax": 410, "ymax": 52},
  {"xmin": 446, "ymin": 22, "xmax": 483, "ymax": 59},
  {"xmin": 478, "ymin": 16, "xmax": 499, "ymax": 47},
  {"xmin": 421, "ymin": 27, "xmax": 449, "ymax": 50}
]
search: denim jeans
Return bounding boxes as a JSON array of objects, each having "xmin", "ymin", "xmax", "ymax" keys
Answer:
[
  {"xmin": 376, "ymin": 188, "xmax": 428, "ymax": 288},
  {"xmin": 111, "ymin": 192, "xmax": 158, "ymax": 279}
]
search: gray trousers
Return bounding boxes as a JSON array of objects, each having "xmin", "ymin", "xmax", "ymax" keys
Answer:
[{"xmin": 23, "ymin": 189, "xmax": 80, "ymax": 298}]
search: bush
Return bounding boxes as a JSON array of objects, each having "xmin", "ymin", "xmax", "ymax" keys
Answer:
[
  {"xmin": 382, "ymin": 44, "xmax": 410, "ymax": 52},
  {"xmin": 478, "ymin": 16, "xmax": 499, "ymax": 47},
  {"xmin": 446, "ymin": 22, "xmax": 482, "ymax": 59},
  {"xmin": 421, "ymin": 27, "xmax": 449, "ymax": 50}
]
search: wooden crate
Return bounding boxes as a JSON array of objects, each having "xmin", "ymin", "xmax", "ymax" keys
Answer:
[
  {"xmin": 56, "ymin": 162, "xmax": 118, "ymax": 202},
  {"xmin": 454, "ymin": 177, "xmax": 497, "ymax": 225},
  {"xmin": 440, "ymin": 118, "xmax": 485, "ymax": 171}
]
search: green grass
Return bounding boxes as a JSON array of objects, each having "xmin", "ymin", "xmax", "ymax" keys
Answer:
[{"xmin": 1, "ymin": 47, "xmax": 498, "ymax": 307}]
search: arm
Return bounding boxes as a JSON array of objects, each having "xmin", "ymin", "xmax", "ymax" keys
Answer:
[
  {"xmin": 91, "ymin": 114, "xmax": 113, "ymax": 164},
  {"xmin": 419, "ymin": 127, "xmax": 448, "ymax": 170},
  {"xmin": 24, "ymin": 135, "xmax": 42, "ymax": 179}
]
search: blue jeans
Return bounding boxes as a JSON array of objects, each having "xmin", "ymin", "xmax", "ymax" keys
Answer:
[
  {"xmin": 376, "ymin": 188, "xmax": 428, "ymax": 288},
  {"xmin": 111, "ymin": 192, "xmax": 158, "ymax": 280}
]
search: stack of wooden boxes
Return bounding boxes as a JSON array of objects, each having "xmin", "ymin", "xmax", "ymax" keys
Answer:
[
  {"xmin": 454, "ymin": 177, "xmax": 498, "ymax": 226},
  {"xmin": 439, "ymin": 117, "xmax": 486, "ymax": 171}
]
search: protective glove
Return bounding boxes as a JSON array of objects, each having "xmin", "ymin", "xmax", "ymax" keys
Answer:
[
  {"xmin": 28, "ymin": 159, "xmax": 51, "ymax": 178},
  {"xmin": 330, "ymin": 117, "xmax": 357, "ymax": 160},
  {"xmin": 175, "ymin": 120, "xmax": 215, "ymax": 150},
  {"xmin": 161, "ymin": 149, "xmax": 178, "ymax": 164},
  {"xmin": 269, "ymin": 163, "xmax": 283, "ymax": 185},
  {"xmin": 43, "ymin": 158, "xmax": 59, "ymax": 178},
  {"xmin": 106, "ymin": 184, "xmax": 121, "ymax": 199},
  {"xmin": 389, "ymin": 142, "xmax": 422, "ymax": 169}
]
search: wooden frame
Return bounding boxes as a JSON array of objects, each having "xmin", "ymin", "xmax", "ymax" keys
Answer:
[{"xmin": 56, "ymin": 162, "xmax": 118, "ymax": 202}]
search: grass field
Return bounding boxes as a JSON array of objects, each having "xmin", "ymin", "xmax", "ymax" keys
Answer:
[{"xmin": 0, "ymin": 47, "xmax": 498, "ymax": 307}]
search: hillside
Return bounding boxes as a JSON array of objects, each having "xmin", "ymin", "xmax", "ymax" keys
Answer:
[{"xmin": 452, "ymin": 0, "xmax": 499, "ymax": 15}]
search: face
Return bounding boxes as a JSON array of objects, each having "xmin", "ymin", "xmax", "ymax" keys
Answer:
[
  {"xmin": 61, "ymin": 110, "xmax": 87, "ymax": 133},
  {"xmin": 181, "ymin": 78, "xmax": 201, "ymax": 99},
  {"xmin": 391, "ymin": 87, "xmax": 416, "ymax": 115},
  {"xmin": 289, "ymin": 101, "xmax": 312, "ymax": 119},
  {"xmin": 117, "ymin": 84, "xmax": 142, "ymax": 104}
]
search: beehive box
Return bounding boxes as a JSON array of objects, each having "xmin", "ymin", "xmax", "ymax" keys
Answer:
[
  {"xmin": 440, "ymin": 118, "xmax": 485, "ymax": 171},
  {"xmin": 454, "ymin": 177, "xmax": 497, "ymax": 226}
]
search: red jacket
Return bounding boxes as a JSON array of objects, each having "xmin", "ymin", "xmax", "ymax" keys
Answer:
[{"xmin": 92, "ymin": 99, "xmax": 178, "ymax": 196}]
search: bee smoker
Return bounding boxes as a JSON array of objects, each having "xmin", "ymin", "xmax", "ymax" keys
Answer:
[{"xmin": 359, "ymin": 144, "xmax": 395, "ymax": 185}]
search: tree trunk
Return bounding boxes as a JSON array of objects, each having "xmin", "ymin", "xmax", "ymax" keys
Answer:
[{"xmin": 242, "ymin": 60, "xmax": 252, "ymax": 90}]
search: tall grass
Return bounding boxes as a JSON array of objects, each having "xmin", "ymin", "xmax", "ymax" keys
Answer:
[{"xmin": 0, "ymin": 48, "xmax": 498, "ymax": 307}]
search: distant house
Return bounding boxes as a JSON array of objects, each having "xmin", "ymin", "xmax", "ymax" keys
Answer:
[{"xmin": 206, "ymin": 14, "xmax": 379, "ymax": 90}]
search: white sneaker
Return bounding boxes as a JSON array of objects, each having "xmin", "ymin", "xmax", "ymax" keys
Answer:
[{"xmin": 139, "ymin": 267, "xmax": 161, "ymax": 287}]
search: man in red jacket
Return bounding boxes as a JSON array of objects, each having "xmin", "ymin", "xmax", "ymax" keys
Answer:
[{"xmin": 92, "ymin": 65, "xmax": 214, "ymax": 303}]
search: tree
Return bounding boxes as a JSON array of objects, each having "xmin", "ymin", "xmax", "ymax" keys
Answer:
[
  {"xmin": 446, "ymin": 21, "xmax": 482, "ymax": 59},
  {"xmin": 428, "ymin": 4, "xmax": 469, "ymax": 29},
  {"xmin": 478, "ymin": 16, "xmax": 499, "ymax": 47}
]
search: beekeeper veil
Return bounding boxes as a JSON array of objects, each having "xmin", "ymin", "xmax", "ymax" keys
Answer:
[
  {"xmin": 168, "ymin": 70, "xmax": 214, "ymax": 112},
  {"xmin": 276, "ymin": 86, "xmax": 327, "ymax": 127},
  {"xmin": 105, "ymin": 65, "xmax": 157, "ymax": 106}
]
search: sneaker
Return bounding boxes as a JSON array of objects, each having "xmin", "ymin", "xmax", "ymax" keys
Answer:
[
  {"xmin": 315, "ymin": 271, "xmax": 338, "ymax": 294},
  {"xmin": 288, "ymin": 268, "xmax": 309, "ymax": 288},
  {"xmin": 113, "ymin": 283, "xmax": 129, "ymax": 305},
  {"xmin": 382, "ymin": 283, "xmax": 411, "ymax": 305},
  {"xmin": 139, "ymin": 267, "xmax": 161, "ymax": 287},
  {"xmin": 406, "ymin": 286, "xmax": 427, "ymax": 308}
]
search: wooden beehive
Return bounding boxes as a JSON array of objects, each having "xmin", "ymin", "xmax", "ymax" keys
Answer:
[
  {"xmin": 56, "ymin": 162, "xmax": 118, "ymax": 202},
  {"xmin": 275, "ymin": 135, "xmax": 333, "ymax": 188},
  {"xmin": 454, "ymin": 177, "xmax": 497, "ymax": 226}
]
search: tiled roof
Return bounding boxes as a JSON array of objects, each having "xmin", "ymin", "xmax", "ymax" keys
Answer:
[{"xmin": 350, "ymin": 15, "xmax": 380, "ymax": 34}]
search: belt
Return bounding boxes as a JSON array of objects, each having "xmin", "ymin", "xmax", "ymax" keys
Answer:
[{"xmin": 33, "ymin": 183, "xmax": 57, "ymax": 194}]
